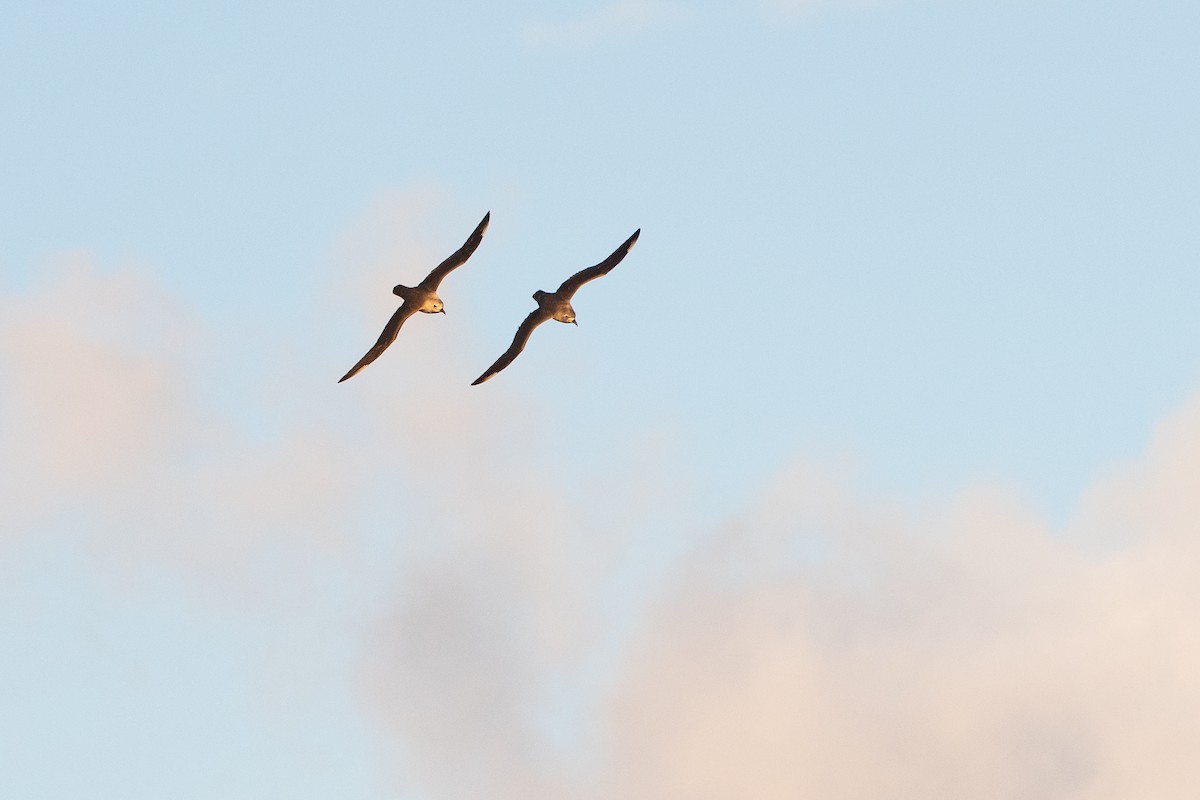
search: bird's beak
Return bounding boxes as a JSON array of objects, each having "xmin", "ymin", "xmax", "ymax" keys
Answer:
[
  {"xmin": 439, "ymin": 309, "xmax": 446, "ymax": 314},
  {"xmin": 571, "ymin": 320, "xmax": 578, "ymax": 325}
]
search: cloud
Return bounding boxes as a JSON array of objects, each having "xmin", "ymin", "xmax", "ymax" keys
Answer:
[
  {"xmin": 0, "ymin": 185, "xmax": 550, "ymax": 593},
  {"xmin": 0, "ymin": 254, "xmax": 204, "ymax": 536},
  {"xmin": 521, "ymin": 0, "xmax": 690, "ymax": 49},
  {"xmin": 0, "ymin": 202, "xmax": 443, "ymax": 593},
  {"xmin": 761, "ymin": 0, "xmax": 908, "ymax": 20},
  {"xmin": 521, "ymin": 0, "xmax": 918, "ymax": 42},
  {"xmin": 360, "ymin": 389, "xmax": 1200, "ymax": 798},
  {"xmin": 602, "ymin": 459, "xmax": 1200, "ymax": 798},
  {"xmin": 6, "ymin": 194, "xmax": 1199, "ymax": 798},
  {"xmin": 0, "ymin": 260, "xmax": 360, "ymax": 597}
]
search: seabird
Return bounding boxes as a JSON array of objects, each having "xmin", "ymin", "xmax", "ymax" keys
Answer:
[
  {"xmin": 471, "ymin": 228, "xmax": 640, "ymax": 385},
  {"xmin": 338, "ymin": 211, "xmax": 490, "ymax": 383}
]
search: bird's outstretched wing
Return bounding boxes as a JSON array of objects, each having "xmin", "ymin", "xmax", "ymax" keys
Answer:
[
  {"xmin": 557, "ymin": 228, "xmax": 640, "ymax": 299},
  {"xmin": 338, "ymin": 303, "xmax": 418, "ymax": 383},
  {"xmin": 419, "ymin": 211, "xmax": 491, "ymax": 291},
  {"xmin": 471, "ymin": 308, "xmax": 552, "ymax": 385}
]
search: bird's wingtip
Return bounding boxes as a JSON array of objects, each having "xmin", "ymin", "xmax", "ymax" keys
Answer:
[{"xmin": 470, "ymin": 373, "xmax": 489, "ymax": 386}]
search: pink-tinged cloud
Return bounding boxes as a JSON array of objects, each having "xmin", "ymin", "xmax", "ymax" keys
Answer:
[
  {"xmin": 6, "ymin": 197, "xmax": 1199, "ymax": 799},
  {"xmin": 603, "ymin": 468, "xmax": 1200, "ymax": 798},
  {"xmin": 0, "ymin": 255, "xmax": 200, "ymax": 532},
  {"xmin": 361, "ymin": 389, "xmax": 1200, "ymax": 798},
  {"xmin": 0, "ymin": 254, "xmax": 356, "ymax": 592},
  {"xmin": 0, "ymin": 186, "xmax": 509, "ymax": 590}
]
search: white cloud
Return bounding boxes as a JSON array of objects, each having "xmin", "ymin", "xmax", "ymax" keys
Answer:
[
  {"xmin": 521, "ymin": 0, "xmax": 920, "ymax": 42},
  {"xmin": 762, "ymin": 0, "xmax": 908, "ymax": 21},
  {"xmin": 521, "ymin": 0, "xmax": 690, "ymax": 49}
]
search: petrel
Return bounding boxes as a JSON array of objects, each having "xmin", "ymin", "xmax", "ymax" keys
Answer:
[
  {"xmin": 339, "ymin": 212, "xmax": 490, "ymax": 383},
  {"xmin": 471, "ymin": 228, "xmax": 639, "ymax": 385}
]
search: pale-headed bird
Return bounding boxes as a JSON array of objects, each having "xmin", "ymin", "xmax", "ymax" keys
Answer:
[
  {"xmin": 471, "ymin": 228, "xmax": 639, "ymax": 385},
  {"xmin": 339, "ymin": 212, "xmax": 490, "ymax": 383}
]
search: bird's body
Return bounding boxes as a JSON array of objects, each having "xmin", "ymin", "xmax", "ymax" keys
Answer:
[
  {"xmin": 339, "ymin": 212, "xmax": 490, "ymax": 383},
  {"xmin": 471, "ymin": 228, "xmax": 639, "ymax": 385},
  {"xmin": 394, "ymin": 284, "xmax": 446, "ymax": 314},
  {"xmin": 533, "ymin": 289, "xmax": 578, "ymax": 324}
]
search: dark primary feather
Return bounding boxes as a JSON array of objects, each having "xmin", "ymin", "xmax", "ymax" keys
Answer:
[
  {"xmin": 470, "ymin": 308, "xmax": 552, "ymax": 385},
  {"xmin": 338, "ymin": 303, "xmax": 418, "ymax": 383},
  {"xmin": 557, "ymin": 228, "xmax": 640, "ymax": 299},
  {"xmin": 419, "ymin": 211, "xmax": 491, "ymax": 291}
]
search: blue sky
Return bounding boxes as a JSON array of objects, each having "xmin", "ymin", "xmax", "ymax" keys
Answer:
[{"xmin": 2, "ymin": 1, "xmax": 1198, "ymax": 798}]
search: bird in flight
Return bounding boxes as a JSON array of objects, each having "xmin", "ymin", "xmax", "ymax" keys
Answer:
[
  {"xmin": 339, "ymin": 212, "xmax": 490, "ymax": 383},
  {"xmin": 471, "ymin": 228, "xmax": 640, "ymax": 385}
]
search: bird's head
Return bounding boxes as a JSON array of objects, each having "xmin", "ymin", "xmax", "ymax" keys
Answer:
[
  {"xmin": 414, "ymin": 290, "xmax": 445, "ymax": 314},
  {"xmin": 554, "ymin": 304, "xmax": 577, "ymax": 325}
]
